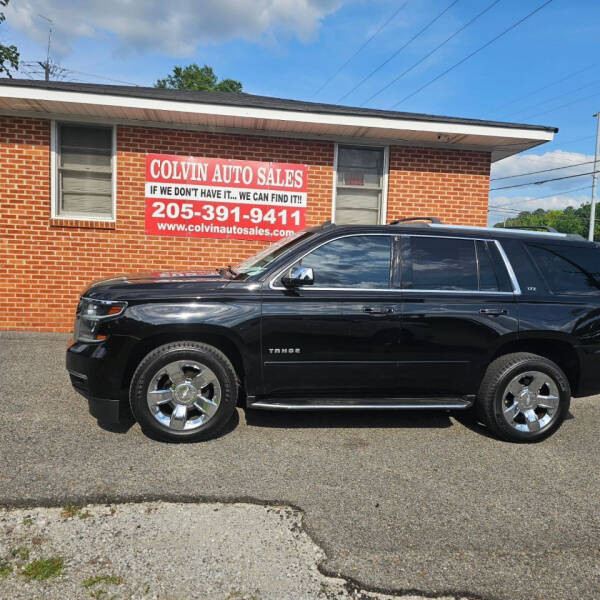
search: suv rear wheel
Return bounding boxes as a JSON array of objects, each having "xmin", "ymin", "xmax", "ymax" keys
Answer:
[
  {"xmin": 130, "ymin": 341, "xmax": 238, "ymax": 442},
  {"xmin": 477, "ymin": 352, "xmax": 571, "ymax": 443}
]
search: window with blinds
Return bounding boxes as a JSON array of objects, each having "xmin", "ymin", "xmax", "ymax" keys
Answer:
[
  {"xmin": 56, "ymin": 124, "xmax": 114, "ymax": 219},
  {"xmin": 334, "ymin": 145, "xmax": 386, "ymax": 225}
]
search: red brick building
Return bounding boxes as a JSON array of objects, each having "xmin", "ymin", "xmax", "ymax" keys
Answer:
[{"xmin": 0, "ymin": 80, "xmax": 556, "ymax": 332}]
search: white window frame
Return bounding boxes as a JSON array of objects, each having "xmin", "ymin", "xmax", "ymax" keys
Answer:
[
  {"xmin": 50, "ymin": 120, "xmax": 117, "ymax": 222},
  {"xmin": 331, "ymin": 142, "xmax": 389, "ymax": 225}
]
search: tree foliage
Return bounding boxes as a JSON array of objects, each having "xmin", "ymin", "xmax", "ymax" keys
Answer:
[
  {"xmin": 156, "ymin": 64, "xmax": 242, "ymax": 93},
  {"xmin": 494, "ymin": 203, "xmax": 599, "ymax": 240},
  {"xmin": 0, "ymin": 0, "xmax": 19, "ymax": 77}
]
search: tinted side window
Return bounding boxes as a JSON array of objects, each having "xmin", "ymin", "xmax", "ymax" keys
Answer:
[
  {"xmin": 476, "ymin": 240, "xmax": 499, "ymax": 291},
  {"xmin": 297, "ymin": 235, "xmax": 392, "ymax": 288},
  {"xmin": 527, "ymin": 244, "xmax": 600, "ymax": 295},
  {"xmin": 475, "ymin": 240, "xmax": 513, "ymax": 292},
  {"xmin": 403, "ymin": 237, "xmax": 478, "ymax": 291}
]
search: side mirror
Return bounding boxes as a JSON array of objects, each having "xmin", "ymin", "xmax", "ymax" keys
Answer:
[{"xmin": 282, "ymin": 265, "xmax": 314, "ymax": 287}]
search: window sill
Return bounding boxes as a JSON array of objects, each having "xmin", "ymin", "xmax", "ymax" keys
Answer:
[{"xmin": 49, "ymin": 218, "xmax": 116, "ymax": 230}]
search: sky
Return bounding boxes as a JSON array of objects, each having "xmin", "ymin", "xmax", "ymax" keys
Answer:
[{"xmin": 3, "ymin": 0, "xmax": 600, "ymax": 225}]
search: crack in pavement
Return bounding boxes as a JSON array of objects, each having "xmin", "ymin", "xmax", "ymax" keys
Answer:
[{"xmin": 0, "ymin": 495, "xmax": 493, "ymax": 600}]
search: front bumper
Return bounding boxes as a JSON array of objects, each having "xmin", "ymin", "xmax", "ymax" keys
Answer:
[
  {"xmin": 87, "ymin": 395, "xmax": 123, "ymax": 423},
  {"xmin": 67, "ymin": 368, "xmax": 123, "ymax": 423},
  {"xmin": 66, "ymin": 337, "xmax": 133, "ymax": 423}
]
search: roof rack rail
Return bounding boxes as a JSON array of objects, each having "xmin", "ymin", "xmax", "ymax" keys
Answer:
[
  {"xmin": 499, "ymin": 225, "xmax": 558, "ymax": 233},
  {"xmin": 390, "ymin": 216, "xmax": 442, "ymax": 225}
]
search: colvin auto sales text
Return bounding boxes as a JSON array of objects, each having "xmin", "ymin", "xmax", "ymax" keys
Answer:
[{"xmin": 148, "ymin": 158, "xmax": 305, "ymax": 189}]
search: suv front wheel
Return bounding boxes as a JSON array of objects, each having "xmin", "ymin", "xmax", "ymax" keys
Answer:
[
  {"xmin": 477, "ymin": 352, "xmax": 571, "ymax": 443},
  {"xmin": 130, "ymin": 341, "xmax": 238, "ymax": 442}
]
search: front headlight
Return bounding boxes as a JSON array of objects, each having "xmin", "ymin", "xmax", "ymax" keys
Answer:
[{"xmin": 74, "ymin": 298, "xmax": 127, "ymax": 342}]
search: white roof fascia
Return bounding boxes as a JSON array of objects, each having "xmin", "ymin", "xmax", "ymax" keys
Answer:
[{"xmin": 0, "ymin": 85, "xmax": 555, "ymax": 144}]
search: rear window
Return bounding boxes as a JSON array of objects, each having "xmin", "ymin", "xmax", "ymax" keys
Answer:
[{"xmin": 527, "ymin": 243, "xmax": 600, "ymax": 295}]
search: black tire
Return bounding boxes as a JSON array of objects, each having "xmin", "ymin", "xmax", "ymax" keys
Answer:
[
  {"xmin": 476, "ymin": 352, "xmax": 571, "ymax": 443},
  {"xmin": 130, "ymin": 341, "xmax": 238, "ymax": 442}
]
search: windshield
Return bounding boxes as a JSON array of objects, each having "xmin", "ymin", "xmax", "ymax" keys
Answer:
[{"xmin": 233, "ymin": 231, "xmax": 314, "ymax": 279}]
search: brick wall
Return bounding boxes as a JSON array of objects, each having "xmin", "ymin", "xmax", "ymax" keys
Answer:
[
  {"xmin": 0, "ymin": 116, "xmax": 490, "ymax": 332},
  {"xmin": 388, "ymin": 146, "xmax": 490, "ymax": 226}
]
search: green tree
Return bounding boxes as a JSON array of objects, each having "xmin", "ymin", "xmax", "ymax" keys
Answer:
[
  {"xmin": 494, "ymin": 203, "xmax": 599, "ymax": 240},
  {"xmin": 0, "ymin": 0, "xmax": 19, "ymax": 77},
  {"xmin": 155, "ymin": 64, "xmax": 242, "ymax": 93}
]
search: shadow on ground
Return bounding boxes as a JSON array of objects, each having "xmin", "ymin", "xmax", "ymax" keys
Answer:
[{"xmin": 245, "ymin": 408, "xmax": 454, "ymax": 430}]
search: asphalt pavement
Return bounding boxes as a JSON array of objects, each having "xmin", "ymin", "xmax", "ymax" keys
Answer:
[{"xmin": 0, "ymin": 332, "xmax": 598, "ymax": 600}]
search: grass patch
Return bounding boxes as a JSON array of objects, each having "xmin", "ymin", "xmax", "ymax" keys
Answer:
[
  {"xmin": 11, "ymin": 547, "xmax": 29, "ymax": 561},
  {"xmin": 60, "ymin": 504, "xmax": 93, "ymax": 519},
  {"xmin": 60, "ymin": 504, "xmax": 82, "ymax": 519},
  {"xmin": 61, "ymin": 504, "xmax": 82, "ymax": 518},
  {"xmin": 0, "ymin": 560, "xmax": 12, "ymax": 579},
  {"xmin": 82, "ymin": 574, "xmax": 123, "ymax": 588},
  {"xmin": 22, "ymin": 557, "xmax": 64, "ymax": 581}
]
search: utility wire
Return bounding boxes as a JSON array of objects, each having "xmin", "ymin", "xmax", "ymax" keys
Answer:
[
  {"xmin": 392, "ymin": 0, "xmax": 553, "ymax": 108},
  {"xmin": 490, "ymin": 206, "xmax": 592, "ymax": 222},
  {"xmin": 490, "ymin": 170, "xmax": 597, "ymax": 192},
  {"xmin": 489, "ymin": 185, "xmax": 591, "ymax": 209},
  {"xmin": 493, "ymin": 63, "xmax": 596, "ymax": 117},
  {"xmin": 309, "ymin": 1, "xmax": 409, "ymax": 100},
  {"xmin": 519, "ymin": 88, "xmax": 600, "ymax": 121},
  {"xmin": 490, "ymin": 160, "xmax": 595, "ymax": 181},
  {"xmin": 16, "ymin": 60, "xmax": 139, "ymax": 86},
  {"xmin": 492, "ymin": 205, "xmax": 588, "ymax": 215},
  {"xmin": 63, "ymin": 68, "xmax": 139, "ymax": 86},
  {"xmin": 505, "ymin": 78, "xmax": 600, "ymax": 120},
  {"xmin": 336, "ymin": 0, "xmax": 459, "ymax": 104},
  {"xmin": 552, "ymin": 134, "xmax": 595, "ymax": 147},
  {"xmin": 361, "ymin": 0, "xmax": 501, "ymax": 107}
]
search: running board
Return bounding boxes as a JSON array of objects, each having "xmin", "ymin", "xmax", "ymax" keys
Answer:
[{"xmin": 248, "ymin": 397, "xmax": 473, "ymax": 411}]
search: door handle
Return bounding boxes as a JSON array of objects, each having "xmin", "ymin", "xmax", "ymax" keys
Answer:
[
  {"xmin": 480, "ymin": 308, "xmax": 508, "ymax": 316},
  {"xmin": 362, "ymin": 306, "xmax": 395, "ymax": 315}
]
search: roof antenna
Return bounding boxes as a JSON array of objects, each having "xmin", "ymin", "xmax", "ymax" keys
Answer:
[{"xmin": 37, "ymin": 14, "xmax": 53, "ymax": 81}]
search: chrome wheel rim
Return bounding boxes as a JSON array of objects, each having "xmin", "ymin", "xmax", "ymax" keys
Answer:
[
  {"xmin": 501, "ymin": 370, "xmax": 560, "ymax": 434},
  {"xmin": 146, "ymin": 360, "xmax": 221, "ymax": 431}
]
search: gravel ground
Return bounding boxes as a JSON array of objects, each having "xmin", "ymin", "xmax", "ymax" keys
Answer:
[
  {"xmin": 1, "ymin": 332, "xmax": 599, "ymax": 600},
  {"xmin": 0, "ymin": 502, "xmax": 466, "ymax": 600}
]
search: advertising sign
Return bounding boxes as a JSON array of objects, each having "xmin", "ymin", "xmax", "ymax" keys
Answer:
[{"xmin": 145, "ymin": 154, "xmax": 307, "ymax": 241}]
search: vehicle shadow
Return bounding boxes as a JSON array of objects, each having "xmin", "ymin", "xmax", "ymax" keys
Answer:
[
  {"xmin": 97, "ymin": 403, "xmax": 136, "ymax": 435},
  {"xmin": 244, "ymin": 408, "xmax": 454, "ymax": 430},
  {"xmin": 451, "ymin": 410, "xmax": 496, "ymax": 439},
  {"xmin": 97, "ymin": 405, "xmax": 241, "ymax": 441},
  {"xmin": 96, "ymin": 405, "xmax": 574, "ymax": 440},
  {"xmin": 246, "ymin": 408, "xmax": 575, "ymax": 436},
  {"xmin": 452, "ymin": 409, "xmax": 575, "ymax": 440},
  {"xmin": 97, "ymin": 416, "xmax": 136, "ymax": 435}
]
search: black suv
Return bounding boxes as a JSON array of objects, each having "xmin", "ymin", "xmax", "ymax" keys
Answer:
[{"xmin": 66, "ymin": 219, "xmax": 600, "ymax": 443}]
